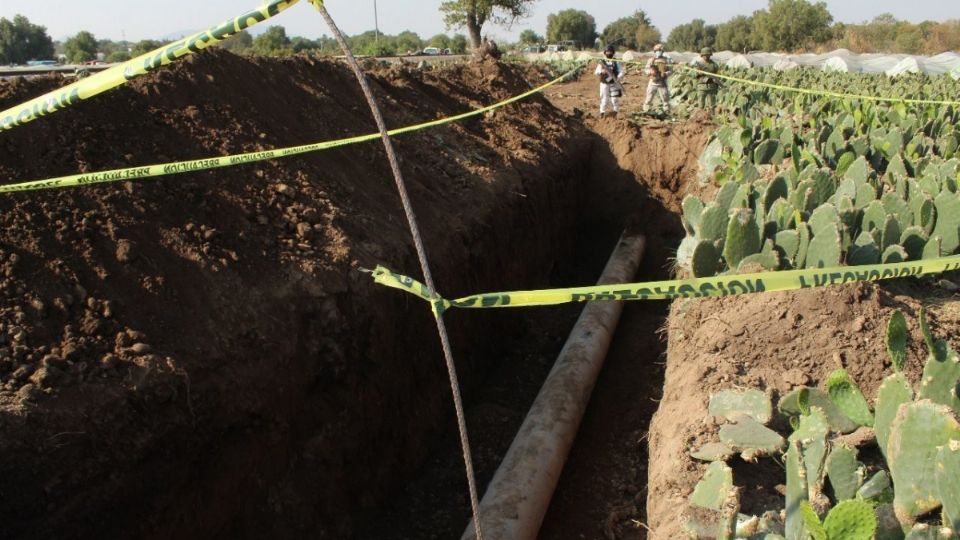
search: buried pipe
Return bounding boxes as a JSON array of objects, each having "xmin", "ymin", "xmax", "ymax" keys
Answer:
[{"xmin": 462, "ymin": 233, "xmax": 647, "ymax": 540}]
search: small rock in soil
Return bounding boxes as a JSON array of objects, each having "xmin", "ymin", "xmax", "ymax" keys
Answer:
[
  {"xmin": 16, "ymin": 382, "xmax": 41, "ymax": 402},
  {"xmin": 129, "ymin": 343, "xmax": 152, "ymax": 354},
  {"xmin": 116, "ymin": 239, "xmax": 138, "ymax": 263},
  {"xmin": 850, "ymin": 316, "xmax": 866, "ymax": 333}
]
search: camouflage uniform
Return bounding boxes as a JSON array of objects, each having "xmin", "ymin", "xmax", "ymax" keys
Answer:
[
  {"xmin": 643, "ymin": 53, "xmax": 673, "ymax": 113},
  {"xmin": 690, "ymin": 51, "xmax": 720, "ymax": 113}
]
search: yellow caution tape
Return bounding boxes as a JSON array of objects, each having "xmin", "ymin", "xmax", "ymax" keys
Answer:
[
  {"xmin": 0, "ymin": 0, "xmax": 298, "ymax": 132},
  {"xmin": 678, "ymin": 64, "xmax": 960, "ymax": 107},
  {"xmin": 372, "ymin": 256, "xmax": 960, "ymax": 314},
  {"xmin": 591, "ymin": 55, "xmax": 960, "ymax": 106},
  {"xmin": 0, "ymin": 68, "xmax": 578, "ymax": 193}
]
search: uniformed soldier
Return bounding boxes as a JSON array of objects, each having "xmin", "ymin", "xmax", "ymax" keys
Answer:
[
  {"xmin": 690, "ymin": 47, "xmax": 720, "ymax": 114},
  {"xmin": 643, "ymin": 43, "xmax": 673, "ymax": 115},
  {"xmin": 595, "ymin": 44, "xmax": 625, "ymax": 118}
]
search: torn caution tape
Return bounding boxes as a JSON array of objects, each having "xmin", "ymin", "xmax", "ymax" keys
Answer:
[{"xmin": 371, "ymin": 256, "xmax": 960, "ymax": 313}]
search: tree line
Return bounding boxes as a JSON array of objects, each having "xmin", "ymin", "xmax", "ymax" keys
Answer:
[{"xmin": 3, "ymin": 0, "xmax": 960, "ymax": 66}]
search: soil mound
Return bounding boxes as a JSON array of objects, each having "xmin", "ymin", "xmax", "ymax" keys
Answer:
[
  {"xmin": 646, "ymin": 280, "xmax": 959, "ymax": 538},
  {"xmin": 0, "ymin": 50, "xmax": 588, "ymax": 539}
]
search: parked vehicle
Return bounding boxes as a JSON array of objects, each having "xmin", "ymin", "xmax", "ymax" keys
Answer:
[{"xmin": 422, "ymin": 47, "xmax": 441, "ymax": 56}]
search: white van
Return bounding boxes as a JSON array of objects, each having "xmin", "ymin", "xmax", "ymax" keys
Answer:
[{"xmin": 422, "ymin": 47, "xmax": 441, "ymax": 55}]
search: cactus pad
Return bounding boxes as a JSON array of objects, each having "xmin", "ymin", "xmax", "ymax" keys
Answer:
[
  {"xmin": 937, "ymin": 440, "xmax": 960, "ymax": 531},
  {"xmin": 875, "ymin": 373, "xmax": 914, "ymax": 463},
  {"xmin": 691, "ymin": 441, "xmax": 736, "ymax": 462},
  {"xmin": 723, "ymin": 208, "xmax": 762, "ymax": 269},
  {"xmin": 933, "ymin": 191, "xmax": 960, "ymax": 254},
  {"xmin": 826, "ymin": 369, "xmax": 874, "ymax": 427},
  {"xmin": 719, "ymin": 415, "xmax": 786, "ymax": 461},
  {"xmin": 699, "ymin": 203, "xmax": 729, "ymax": 241},
  {"xmin": 886, "ymin": 310, "xmax": 908, "ymax": 373},
  {"xmin": 856, "ymin": 470, "xmax": 893, "ymax": 502},
  {"xmin": 847, "ymin": 231, "xmax": 881, "ymax": 266},
  {"xmin": 901, "ymin": 225, "xmax": 929, "ymax": 260},
  {"xmin": 683, "ymin": 195, "xmax": 705, "ymax": 236},
  {"xmin": 882, "ymin": 244, "xmax": 908, "ymax": 263},
  {"xmin": 826, "ymin": 444, "xmax": 863, "ymax": 501},
  {"xmin": 691, "ymin": 240, "xmax": 722, "ymax": 277},
  {"xmin": 809, "ymin": 204, "xmax": 840, "ymax": 235},
  {"xmin": 709, "ymin": 389, "xmax": 772, "ymax": 424},
  {"xmin": 822, "ymin": 499, "xmax": 878, "ymax": 540},
  {"xmin": 691, "ymin": 460, "xmax": 734, "ymax": 511},
  {"xmin": 918, "ymin": 345, "xmax": 960, "ymax": 411},
  {"xmin": 779, "ymin": 387, "xmax": 858, "ymax": 434},
  {"xmin": 805, "ymin": 223, "xmax": 842, "ymax": 269},
  {"xmin": 789, "ymin": 407, "xmax": 831, "ymax": 500},
  {"xmin": 785, "ymin": 440, "xmax": 808, "ymax": 540},
  {"xmin": 888, "ymin": 400, "xmax": 960, "ymax": 523}
]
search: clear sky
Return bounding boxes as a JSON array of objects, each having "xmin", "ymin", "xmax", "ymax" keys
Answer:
[{"xmin": 4, "ymin": 1, "xmax": 958, "ymax": 44}]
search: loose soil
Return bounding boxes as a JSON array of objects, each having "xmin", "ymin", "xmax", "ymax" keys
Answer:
[
  {"xmin": 6, "ymin": 49, "xmax": 941, "ymax": 540},
  {"xmin": 0, "ymin": 50, "xmax": 591, "ymax": 539}
]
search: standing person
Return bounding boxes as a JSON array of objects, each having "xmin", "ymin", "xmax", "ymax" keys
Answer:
[
  {"xmin": 643, "ymin": 43, "xmax": 673, "ymax": 115},
  {"xmin": 690, "ymin": 47, "xmax": 720, "ymax": 114},
  {"xmin": 595, "ymin": 45, "xmax": 625, "ymax": 118}
]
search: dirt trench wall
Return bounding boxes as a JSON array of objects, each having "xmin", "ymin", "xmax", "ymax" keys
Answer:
[{"xmin": 0, "ymin": 51, "xmax": 590, "ymax": 539}]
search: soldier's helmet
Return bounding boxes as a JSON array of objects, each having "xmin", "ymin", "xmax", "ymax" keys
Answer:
[
  {"xmin": 653, "ymin": 43, "xmax": 664, "ymax": 52},
  {"xmin": 701, "ymin": 47, "xmax": 713, "ymax": 56},
  {"xmin": 605, "ymin": 44, "xmax": 615, "ymax": 54}
]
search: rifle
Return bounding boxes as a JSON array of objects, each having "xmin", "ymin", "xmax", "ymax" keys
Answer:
[{"xmin": 598, "ymin": 60, "xmax": 626, "ymax": 96}]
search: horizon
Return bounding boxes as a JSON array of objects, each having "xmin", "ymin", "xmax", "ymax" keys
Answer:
[{"xmin": 3, "ymin": 1, "xmax": 958, "ymax": 45}]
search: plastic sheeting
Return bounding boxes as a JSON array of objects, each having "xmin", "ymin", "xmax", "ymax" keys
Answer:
[{"xmin": 530, "ymin": 49, "xmax": 960, "ymax": 77}]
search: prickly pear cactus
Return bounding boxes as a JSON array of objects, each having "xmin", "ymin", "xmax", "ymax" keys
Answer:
[
  {"xmin": 719, "ymin": 415, "xmax": 785, "ymax": 461},
  {"xmin": 699, "ymin": 203, "xmax": 729, "ymax": 241},
  {"xmin": 780, "ymin": 388, "xmax": 858, "ymax": 434},
  {"xmin": 856, "ymin": 470, "xmax": 892, "ymax": 502},
  {"xmin": 690, "ymin": 441, "xmax": 735, "ymax": 462},
  {"xmin": 790, "ymin": 407, "xmax": 831, "ymax": 501},
  {"xmin": 723, "ymin": 208, "xmax": 762, "ymax": 269},
  {"xmin": 888, "ymin": 400, "xmax": 960, "ymax": 524},
  {"xmin": 822, "ymin": 499, "xmax": 878, "ymax": 540},
  {"xmin": 937, "ymin": 440, "xmax": 960, "ymax": 531},
  {"xmin": 709, "ymin": 389, "xmax": 772, "ymax": 424},
  {"xmin": 683, "ymin": 195, "xmax": 705, "ymax": 235},
  {"xmin": 886, "ymin": 310, "xmax": 908, "ymax": 373},
  {"xmin": 826, "ymin": 369, "xmax": 874, "ymax": 427},
  {"xmin": 691, "ymin": 460, "xmax": 733, "ymax": 511},
  {"xmin": 826, "ymin": 444, "xmax": 863, "ymax": 501},
  {"xmin": 691, "ymin": 239, "xmax": 722, "ymax": 277},
  {"xmin": 933, "ymin": 191, "xmax": 960, "ymax": 254},
  {"xmin": 785, "ymin": 440, "xmax": 808, "ymax": 540},
  {"xmin": 875, "ymin": 373, "xmax": 914, "ymax": 463},
  {"xmin": 805, "ymin": 223, "xmax": 842, "ymax": 269},
  {"xmin": 918, "ymin": 343, "xmax": 960, "ymax": 412}
]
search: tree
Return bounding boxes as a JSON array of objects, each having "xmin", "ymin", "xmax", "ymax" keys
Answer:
[
  {"xmin": 220, "ymin": 31, "xmax": 253, "ymax": 53},
  {"xmin": 252, "ymin": 26, "xmax": 292, "ymax": 56},
  {"xmin": 64, "ymin": 31, "xmax": 98, "ymax": 63},
  {"xmin": 131, "ymin": 39, "xmax": 163, "ymax": 57},
  {"xmin": 546, "ymin": 9, "xmax": 596, "ymax": 48},
  {"xmin": 0, "ymin": 15, "xmax": 55, "ymax": 64},
  {"xmin": 715, "ymin": 15, "xmax": 754, "ymax": 52},
  {"xmin": 428, "ymin": 33, "xmax": 452, "ymax": 49},
  {"xmin": 518, "ymin": 29, "xmax": 542, "ymax": 44},
  {"xmin": 108, "ymin": 50, "xmax": 131, "ymax": 63},
  {"xmin": 450, "ymin": 34, "xmax": 469, "ymax": 53},
  {"xmin": 666, "ymin": 19, "xmax": 717, "ymax": 52},
  {"xmin": 440, "ymin": 0, "xmax": 535, "ymax": 50},
  {"xmin": 751, "ymin": 0, "xmax": 833, "ymax": 51},
  {"xmin": 291, "ymin": 36, "xmax": 323, "ymax": 53},
  {"xmin": 601, "ymin": 11, "xmax": 658, "ymax": 50},
  {"xmin": 635, "ymin": 24, "xmax": 662, "ymax": 51}
]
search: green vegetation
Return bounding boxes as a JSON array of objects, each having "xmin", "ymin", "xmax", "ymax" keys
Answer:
[
  {"xmin": 672, "ymin": 67, "xmax": 960, "ymax": 277},
  {"xmin": 63, "ymin": 31, "xmax": 98, "ymax": 63},
  {"xmin": 686, "ymin": 310, "xmax": 960, "ymax": 538},
  {"xmin": 545, "ymin": 9, "xmax": 596, "ymax": 48},
  {"xmin": 0, "ymin": 15, "xmax": 54, "ymax": 64},
  {"xmin": 439, "ymin": 0, "xmax": 534, "ymax": 49}
]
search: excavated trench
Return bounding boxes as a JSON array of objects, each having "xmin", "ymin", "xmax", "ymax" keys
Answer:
[{"xmin": 0, "ymin": 54, "xmax": 709, "ymax": 540}]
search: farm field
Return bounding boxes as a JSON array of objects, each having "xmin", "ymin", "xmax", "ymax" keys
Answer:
[{"xmin": 1, "ymin": 40, "xmax": 960, "ymax": 540}]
